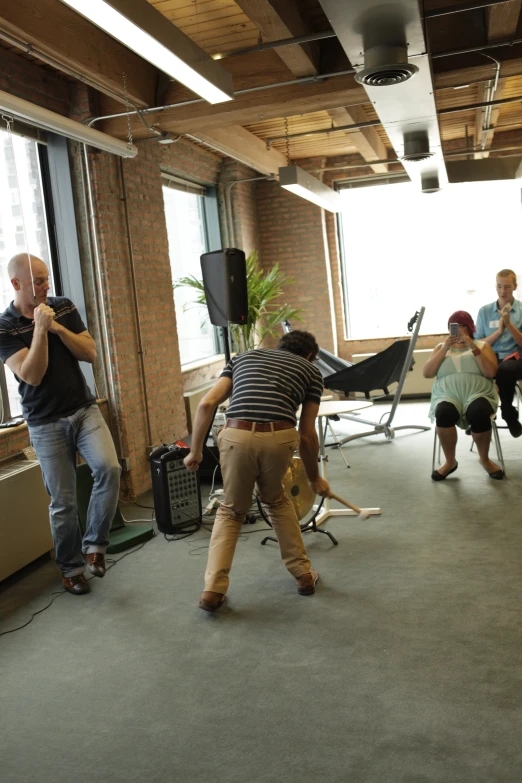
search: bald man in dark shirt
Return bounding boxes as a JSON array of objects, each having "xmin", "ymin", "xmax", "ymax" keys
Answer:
[{"xmin": 0, "ymin": 254, "xmax": 120, "ymax": 595}]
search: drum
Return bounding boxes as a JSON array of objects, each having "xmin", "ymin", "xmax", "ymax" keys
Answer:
[{"xmin": 256, "ymin": 456, "xmax": 323, "ymax": 531}]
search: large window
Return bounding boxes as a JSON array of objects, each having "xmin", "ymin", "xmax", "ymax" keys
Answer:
[
  {"xmin": 162, "ymin": 176, "xmax": 220, "ymax": 366},
  {"xmin": 0, "ymin": 128, "xmax": 55, "ymax": 421},
  {"xmin": 338, "ymin": 178, "xmax": 522, "ymax": 339}
]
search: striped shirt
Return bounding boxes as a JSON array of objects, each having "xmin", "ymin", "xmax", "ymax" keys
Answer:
[{"xmin": 221, "ymin": 348, "xmax": 324, "ymax": 425}]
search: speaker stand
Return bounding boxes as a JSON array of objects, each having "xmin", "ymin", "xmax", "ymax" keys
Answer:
[{"xmin": 222, "ymin": 325, "xmax": 231, "ymax": 363}]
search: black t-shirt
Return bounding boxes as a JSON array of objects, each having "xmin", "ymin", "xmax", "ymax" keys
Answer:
[{"xmin": 0, "ymin": 297, "xmax": 95, "ymax": 425}]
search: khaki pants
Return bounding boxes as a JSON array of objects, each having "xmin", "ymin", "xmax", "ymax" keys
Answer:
[{"xmin": 204, "ymin": 425, "xmax": 312, "ymax": 594}]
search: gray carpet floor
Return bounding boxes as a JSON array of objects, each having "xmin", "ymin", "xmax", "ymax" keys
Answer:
[{"xmin": 1, "ymin": 401, "xmax": 522, "ymax": 783}]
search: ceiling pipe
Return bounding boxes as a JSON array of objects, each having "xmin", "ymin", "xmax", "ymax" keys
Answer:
[
  {"xmin": 85, "ymin": 67, "xmax": 359, "ymax": 128},
  {"xmin": 424, "ymin": 0, "xmax": 512, "ymax": 18},
  {"xmin": 267, "ymin": 94, "xmax": 522, "ymax": 146},
  {"xmin": 430, "ymin": 36, "xmax": 522, "ymax": 60},
  {"xmin": 266, "ymin": 118, "xmax": 382, "ymax": 146},
  {"xmin": 223, "ymin": 175, "xmax": 272, "ymax": 246},
  {"xmin": 438, "ymin": 94, "xmax": 522, "ymax": 114},
  {"xmin": 309, "ymin": 143, "xmax": 522, "ymax": 172},
  {"xmin": 212, "ymin": 30, "xmax": 337, "ymax": 60},
  {"xmin": 479, "ymin": 53, "xmax": 501, "ymax": 153}
]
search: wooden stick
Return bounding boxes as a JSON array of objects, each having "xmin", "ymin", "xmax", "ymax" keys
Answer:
[
  {"xmin": 329, "ymin": 492, "xmax": 362, "ymax": 514},
  {"xmin": 329, "ymin": 492, "xmax": 369, "ymax": 519}
]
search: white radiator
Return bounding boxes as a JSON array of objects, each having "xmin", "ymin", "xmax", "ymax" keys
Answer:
[
  {"xmin": 0, "ymin": 459, "xmax": 53, "ymax": 582},
  {"xmin": 352, "ymin": 348, "xmax": 434, "ymax": 397}
]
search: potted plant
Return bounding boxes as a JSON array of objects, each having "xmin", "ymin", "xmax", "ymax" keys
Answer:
[{"xmin": 174, "ymin": 250, "xmax": 303, "ymax": 352}]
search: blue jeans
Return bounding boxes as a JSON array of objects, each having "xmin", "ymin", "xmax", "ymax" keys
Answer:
[{"xmin": 29, "ymin": 404, "xmax": 121, "ymax": 577}]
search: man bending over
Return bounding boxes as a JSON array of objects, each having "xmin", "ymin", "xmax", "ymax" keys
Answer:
[{"xmin": 184, "ymin": 330, "xmax": 331, "ymax": 612}]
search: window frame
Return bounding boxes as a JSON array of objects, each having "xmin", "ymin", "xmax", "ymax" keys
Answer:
[
  {"xmin": 335, "ymin": 174, "xmax": 411, "ymax": 340},
  {"xmin": 161, "ymin": 174, "xmax": 222, "ymax": 367},
  {"xmin": 0, "ymin": 131, "xmax": 92, "ymax": 423}
]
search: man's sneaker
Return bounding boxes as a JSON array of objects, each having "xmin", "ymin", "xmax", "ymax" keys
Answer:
[
  {"xmin": 296, "ymin": 569, "xmax": 319, "ymax": 596},
  {"xmin": 507, "ymin": 419, "xmax": 522, "ymax": 438},
  {"xmin": 86, "ymin": 552, "xmax": 106, "ymax": 578},
  {"xmin": 62, "ymin": 574, "xmax": 90, "ymax": 595}
]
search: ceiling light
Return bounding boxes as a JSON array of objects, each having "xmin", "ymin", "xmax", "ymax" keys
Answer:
[
  {"xmin": 279, "ymin": 165, "xmax": 342, "ymax": 212},
  {"xmin": 0, "ymin": 89, "xmax": 137, "ymax": 157},
  {"xmin": 59, "ymin": 0, "xmax": 234, "ymax": 104}
]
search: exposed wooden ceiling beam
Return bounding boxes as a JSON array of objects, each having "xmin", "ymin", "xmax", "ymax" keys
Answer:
[
  {"xmin": 434, "ymin": 56, "xmax": 522, "ymax": 88},
  {"xmin": 102, "ymin": 75, "xmax": 368, "ymax": 138},
  {"xmin": 327, "ymin": 107, "xmax": 389, "ymax": 174},
  {"xmin": 233, "ymin": 0, "xmax": 388, "ymax": 172},
  {"xmin": 485, "ymin": 0, "xmax": 522, "ymax": 41},
  {"xmin": 234, "ymin": 0, "xmax": 319, "ymax": 77},
  {"xmin": 186, "ymin": 125, "xmax": 287, "ymax": 177},
  {"xmin": 0, "ymin": 0, "xmax": 158, "ymax": 107}
]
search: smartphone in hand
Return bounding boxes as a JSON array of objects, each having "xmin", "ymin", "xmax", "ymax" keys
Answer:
[{"xmin": 449, "ymin": 323, "xmax": 459, "ymax": 337}]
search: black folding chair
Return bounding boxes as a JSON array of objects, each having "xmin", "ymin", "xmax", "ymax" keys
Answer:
[
  {"xmin": 327, "ymin": 307, "xmax": 430, "ymax": 444},
  {"xmin": 284, "ymin": 307, "xmax": 430, "ymax": 445}
]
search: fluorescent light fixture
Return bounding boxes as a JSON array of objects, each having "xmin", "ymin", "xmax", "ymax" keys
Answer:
[
  {"xmin": 0, "ymin": 89, "xmax": 137, "ymax": 157},
  {"xmin": 60, "ymin": 0, "xmax": 234, "ymax": 105},
  {"xmin": 279, "ymin": 165, "xmax": 342, "ymax": 212}
]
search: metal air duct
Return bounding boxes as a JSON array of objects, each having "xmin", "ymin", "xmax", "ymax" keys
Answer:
[
  {"xmin": 403, "ymin": 131, "xmax": 434, "ymax": 163},
  {"xmin": 446, "ymin": 158, "xmax": 522, "ymax": 183},
  {"xmin": 355, "ymin": 45, "xmax": 418, "ymax": 87},
  {"xmin": 318, "ymin": 0, "xmax": 447, "ymax": 191}
]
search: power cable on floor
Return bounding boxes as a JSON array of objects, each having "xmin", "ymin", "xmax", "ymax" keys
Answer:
[
  {"xmin": 120, "ymin": 473, "xmax": 155, "ymax": 510},
  {"xmin": 0, "ymin": 540, "xmax": 152, "ymax": 639}
]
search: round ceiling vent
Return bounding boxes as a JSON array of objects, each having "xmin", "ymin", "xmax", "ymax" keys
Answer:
[
  {"xmin": 402, "ymin": 135, "xmax": 434, "ymax": 163},
  {"xmin": 355, "ymin": 46, "xmax": 419, "ymax": 87},
  {"xmin": 356, "ymin": 64, "xmax": 418, "ymax": 87}
]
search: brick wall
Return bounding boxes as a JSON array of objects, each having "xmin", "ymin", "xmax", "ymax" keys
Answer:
[
  {"xmin": 255, "ymin": 153, "xmax": 449, "ymax": 360},
  {"xmin": 255, "ymin": 177, "xmax": 335, "ymax": 352},
  {"xmin": 0, "ymin": 48, "xmax": 70, "ymax": 115},
  {"xmin": 83, "ymin": 136, "xmax": 224, "ymax": 493},
  {"xmin": 218, "ymin": 160, "xmax": 261, "ymax": 257}
]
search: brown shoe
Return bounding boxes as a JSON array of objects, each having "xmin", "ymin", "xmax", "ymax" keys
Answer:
[
  {"xmin": 86, "ymin": 552, "xmax": 106, "ymax": 578},
  {"xmin": 296, "ymin": 569, "xmax": 319, "ymax": 596},
  {"xmin": 199, "ymin": 591, "xmax": 226, "ymax": 612},
  {"xmin": 62, "ymin": 574, "xmax": 91, "ymax": 595}
]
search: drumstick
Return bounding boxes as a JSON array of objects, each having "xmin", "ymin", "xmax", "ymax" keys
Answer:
[{"xmin": 328, "ymin": 492, "xmax": 371, "ymax": 520}]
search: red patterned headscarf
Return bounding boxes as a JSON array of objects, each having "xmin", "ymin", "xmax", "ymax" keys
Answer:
[{"xmin": 447, "ymin": 310, "xmax": 476, "ymax": 336}]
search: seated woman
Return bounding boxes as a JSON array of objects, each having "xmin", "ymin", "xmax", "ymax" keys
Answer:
[{"xmin": 423, "ymin": 310, "xmax": 503, "ymax": 481}]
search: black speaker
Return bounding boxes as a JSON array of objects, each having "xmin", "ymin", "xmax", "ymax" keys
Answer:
[
  {"xmin": 149, "ymin": 443, "xmax": 202, "ymax": 534},
  {"xmin": 200, "ymin": 248, "xmax": 248, "ymax": 327}
]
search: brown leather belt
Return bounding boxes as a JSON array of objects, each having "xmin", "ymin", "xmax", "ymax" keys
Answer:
[{"xmin": 226, "ymin": 418, "xmax": 294, "ymax": 432}]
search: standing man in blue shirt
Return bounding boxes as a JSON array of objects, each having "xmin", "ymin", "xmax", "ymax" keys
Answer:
[{"xmin": 476, "ymin": 268, "xmax": 522, "ymax": 437}]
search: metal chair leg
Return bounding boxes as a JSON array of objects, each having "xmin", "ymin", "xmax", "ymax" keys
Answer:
[
  {"xmin": 432, "ymin": 428, "xmax": 438, "ymax": 473},
  {"xmin": 492, "ymin": 421, "xmax": 506, "ymax": 476}
]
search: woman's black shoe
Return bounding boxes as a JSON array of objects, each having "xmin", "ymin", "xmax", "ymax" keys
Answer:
[
  {"xmin": 489, "ymin": 469, "xmax": 504, "ymax": 480},
  {"xmin": 431, "ymin": 462, "xmax": 458, "ymax": 481}
]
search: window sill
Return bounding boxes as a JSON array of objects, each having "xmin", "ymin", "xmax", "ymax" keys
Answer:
[
  {"xmin": 0, "ymin": 420, "xmax": 27, "ymax": 439},
  {"xmin": 181, "ymin": 354, "xmax": 226, "ymax": 374},
  {"xmin": 0, "ymin": 398, "xmax": 108, "ymax": 441}
]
